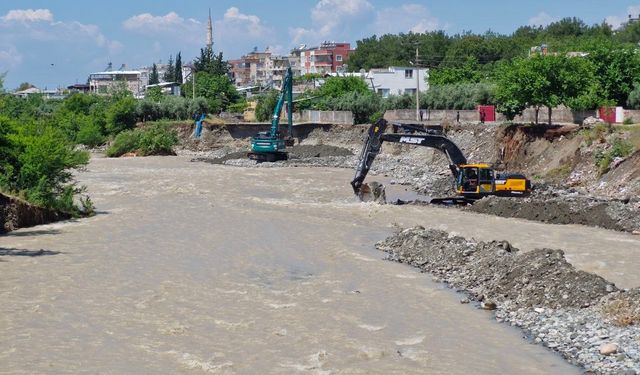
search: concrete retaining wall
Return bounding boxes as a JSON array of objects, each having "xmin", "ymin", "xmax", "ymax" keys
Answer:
[
  {"xmin": 385, "ymin": 107, "xmax": 597, "ymax": 124},
  {"xmin": 296, "ymin": 110, "xmax": 354, "ymax": 124},
  {"xmin": 623, "ymin": 110, "xmax": 640, "ymax": 122}
]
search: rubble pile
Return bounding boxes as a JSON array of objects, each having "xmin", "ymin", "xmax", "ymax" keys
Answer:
[{"xmin": 378, "ymin": 227, "xmax": 640, "ymax": 374}]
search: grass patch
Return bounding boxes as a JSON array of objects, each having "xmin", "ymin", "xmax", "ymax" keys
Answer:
[
  {"xmin": 545, "ymin": 164, "xmax": 572, "ymax": 179},
  {"xmin": 580, "ymin": 123, "xmax": 613, "ymax": 146},
  {"xmin": 594, "ymin": 138, "xmax": 635, "ymax": 175}
]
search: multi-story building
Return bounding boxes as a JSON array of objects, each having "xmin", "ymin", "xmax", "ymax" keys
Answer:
[
  {"xmin": 300, "ymin": 42, "xmax": 352, "ymax": 75},
  {"xmin": 88, "ymin": 69, "xmax": 148, "ymax": 96},
  {"xmin": 230, "ymin": 49, "xmax": 289, "ymax": 89}
]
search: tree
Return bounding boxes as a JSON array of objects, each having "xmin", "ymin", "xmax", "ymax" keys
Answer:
[
  {"xmin": 175, "ymin": 52, "xmax": 183, "ymax": 83},
  {"xmin": 193, "ymin": 47, "xmax": 230, "ymax": 76},
  {"xmin": 149, "ymin": 63, "xmax": 160, "ymax": 85},
  {"xmin": 145, "ymin": 86, "xmax": 163, "ymax": 102},
  {"xmin": 16, "ymin": 82, "xmax": 35, "ymax": 92},
  {"xmin": 181, "ymin": 72, "xmax": 239, "ymax": 113},
  {"xmin": 0, "ymin": 72, "xmax": 5, "ymax": 92},
  {"xmin": 164, "ymin": 55, "xmax": 175, "ymax": 83},
  {"xmin": 495, "ymin": 55, "xmax": 598, "ymax": 124},
  {"xmin": 616, "ymin": 19, "xmax": 640, "ymax": 44},
  {"xmin": 317, "ymin": 76, "xmax": 370, "ymax": 98},
  {"xmin": 429, "ymin": 57, "xmax": 483, "ymax": 85},
  {"xmin": 586, "ymin": 46, "xmax": 640, "ymax": 106}
]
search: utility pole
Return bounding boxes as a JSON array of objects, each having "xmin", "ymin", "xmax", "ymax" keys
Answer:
[{"xmin": 413, "ymin": 48, "xmax": 423, "ymax": 122}]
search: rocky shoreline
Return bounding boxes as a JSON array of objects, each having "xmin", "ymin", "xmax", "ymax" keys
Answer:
[{"xmin": 377, "ymin": 226, "xmax": 640, "ymax": 374}]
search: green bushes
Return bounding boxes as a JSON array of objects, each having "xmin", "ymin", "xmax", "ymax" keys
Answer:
[
  {"xmin": 106, "ymin": 96, "xmax": 137, "ymax": 135},
  {"xmin": 138, "ymin": 124, "xmax": 179, "ymax": 156},
  {"xmin": 136, "ymin": 96, "xmax": 210, "ymax": 122},
  {"xmin": 106, "ymin": 130, "xmax": 140, "ymax": 157},
  {"xmin": 627, "ymin": 84, "xmax": 640, "ymax": 109},
  {"xmin": 75, "ymin": 121, "xmax": 105, "ymax": 147},
  {"xmin": 423, "ymin": 83, "xmax": 496, "ymax": 110},
  {"xmin": 322, "ymin": 91, "xmax": 383, "ymax": 124},
  {"xmin": 0, "ymin": 115, "xmax": 89, "ymax": 213},
  {"xmin": 255, "ymin": 90, "xmax": 279, "ymax": 122},
  {"xmin": 106, "ymin": 124, "xmax": 178, "ymax": 157}
]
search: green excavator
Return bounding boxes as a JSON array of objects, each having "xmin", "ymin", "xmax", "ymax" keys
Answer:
[{"xmin": 247, "ymin": 67, "xmax": 294, "ymax": 162}]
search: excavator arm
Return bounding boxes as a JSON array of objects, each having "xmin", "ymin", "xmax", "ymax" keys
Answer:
[{"xmin": 351, "ymin": 119, "xmax": 468, "ymax": 195}]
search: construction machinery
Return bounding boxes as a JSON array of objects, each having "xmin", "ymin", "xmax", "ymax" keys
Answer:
[
  {"xmin": 351, "ymin": 119, "xmax": 531, "ymax": 203},
  {"xmin": 248, "ymin": 67, "xmax": 294, "ymax": 162}
]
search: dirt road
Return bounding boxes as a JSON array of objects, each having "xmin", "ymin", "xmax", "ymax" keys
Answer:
[{"xmin": 4, "ymin": 156, "xmax": 636, "ymax": 374}]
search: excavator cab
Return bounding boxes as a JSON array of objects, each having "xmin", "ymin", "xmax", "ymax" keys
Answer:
[{"xmin": 457, "ymin": 164, "xmax": 496, "ymax": 197}]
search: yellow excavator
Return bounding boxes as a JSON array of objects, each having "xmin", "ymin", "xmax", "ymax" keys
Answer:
[{"xmin": 351, "ymin": 119, "xmax": 531, "ymax": 203}]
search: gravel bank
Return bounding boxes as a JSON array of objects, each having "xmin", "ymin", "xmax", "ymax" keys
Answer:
[
  {"xmin": 377, "ymin": 227, "xmax": 640, "ymax": 374},
  {"xmin": 468, "ymin": 185, "xmax": 640, "ymax": 233}
]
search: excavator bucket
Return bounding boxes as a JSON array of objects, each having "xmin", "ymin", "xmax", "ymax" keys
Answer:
[{"xmin": 357, "ymin": 181, "xmax": 387, "ymax": 203}]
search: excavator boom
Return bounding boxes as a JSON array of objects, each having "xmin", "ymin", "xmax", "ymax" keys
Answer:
[{"xmin": 351, "ymin": 119, "xmax": 467, "ymax": 195}]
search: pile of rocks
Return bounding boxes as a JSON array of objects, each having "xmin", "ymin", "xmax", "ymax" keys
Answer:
[{"xmin": 377, "ymin": 227, "xmax": 640, "ymax": 374}]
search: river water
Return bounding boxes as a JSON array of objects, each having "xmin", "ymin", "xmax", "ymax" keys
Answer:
[{"xmin": 3, "ymin": 156, "xmax": 636, "ymax": 374}]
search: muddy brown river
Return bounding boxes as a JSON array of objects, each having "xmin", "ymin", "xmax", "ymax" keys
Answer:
[{"xmin": 2, "ymin": 156, "xmax": 638, "ymax": 374}]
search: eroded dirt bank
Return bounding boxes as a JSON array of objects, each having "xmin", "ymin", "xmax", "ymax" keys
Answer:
[
  {"xmin": 0, "ymin": 193, "xmax": 70, "ymax": 233},
  {"xmin": 378, "ymin": 226, "xmax": 640, "ymax": 374}
]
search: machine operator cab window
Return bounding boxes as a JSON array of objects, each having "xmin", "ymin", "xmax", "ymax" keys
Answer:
[
  {"xmin": 461, "ymin": 167, "xmax": 479, "ymax": 192},
  {"xmin": 458, "ymin": 166, "xmax": 495, "ymax": 193}
]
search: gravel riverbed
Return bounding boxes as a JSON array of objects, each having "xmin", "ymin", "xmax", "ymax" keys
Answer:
[{"xmin": 377, "ymin": 227, "xmax": 640, "ymax": 374}]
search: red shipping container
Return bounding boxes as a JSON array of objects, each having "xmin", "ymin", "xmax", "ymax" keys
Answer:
[{"xmin": 477, "ymin": 105, "xmax": 495, "ymax": 122}]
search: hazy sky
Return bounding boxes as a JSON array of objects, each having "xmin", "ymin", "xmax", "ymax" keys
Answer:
[{"xmin": 1, "ymin": 0, "xmax": 639, "ymax": 90}]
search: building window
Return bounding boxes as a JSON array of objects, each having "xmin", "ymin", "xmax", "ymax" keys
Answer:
[
  {"xmin": 336, "ymin": 55, "xmax": 343, "ymax": 62},
  {"xmin": 405, "ymin": 69, "xmax": 413, "ymax": 79},
  {"xmin": 405, "ymin": 88, "xmax": 416, "ymax": 95},
  {"xmin": 377, "ymin": 88, "xmax": 390, "ymax": 98}
]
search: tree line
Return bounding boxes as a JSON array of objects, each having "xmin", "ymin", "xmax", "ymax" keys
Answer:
[{"xmin": 345, "ymin": 17, "xmax": 640, "ymax": 120}]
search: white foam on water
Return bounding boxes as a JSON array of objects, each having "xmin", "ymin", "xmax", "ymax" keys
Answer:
[
  {"xmin": 213, "ymin": 320, "xmax": 253, "ymax": 330},
  {"xmin": 166, "ymin": 351, "xmax": 233, "ymax": 373},
  {"xmin": 357, "ymin": 323, "xmax": 386, "ymax": 332},
  {"xmin": 267, "ymin": 302, "xmax": 297, "ymax": 309},
  {"xmin": 279, "ymin": 351, "xmax": 330, "ymax": 374},
  {"xmin": 350, "ymin": 252, "xmax": 377, "ymax": 262},
  {"xmin": 214, "ymin": 288, "xmax": 248, "ymax": 295},
  {"xmin": 394, "ymin": 336, "xmax": 425, "ymax": 346},
  {"xmin": 394, "ymin": 273, "xmax": 418, "ymax": 279}
]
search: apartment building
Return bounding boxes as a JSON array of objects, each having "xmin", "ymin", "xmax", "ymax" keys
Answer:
[{"xmin": 299, "ymin": 42, "xmax": 352, "ymax": 75}]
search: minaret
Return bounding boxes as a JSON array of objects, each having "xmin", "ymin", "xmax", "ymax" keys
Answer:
[{"xmin": 207, "ymin": 9, "xmax": 213, "ymax": 51}]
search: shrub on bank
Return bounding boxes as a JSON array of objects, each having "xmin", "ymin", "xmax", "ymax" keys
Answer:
[
  {"xmin": 137, "ymin": 124, "xmax": 178, "ymax": 156},
  {"xmin": 105, "ymin": 124, "xmax": 178, "ymax": 157},
  {"xmin": 106, "ymin": 130, "xmax": 140, "ymax": 157}
]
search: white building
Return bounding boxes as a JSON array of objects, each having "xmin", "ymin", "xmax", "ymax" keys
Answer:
[
  {"xmin": 331, "ymin": 66, "xmax": 429, "ymax": 98},
  {"xmin": 88, "ymin": 70, "xmax": 148, "ymax": 96},
  {"xmin": 366, "ymin": 67, "xmax": 429, "ymax": 98}
]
